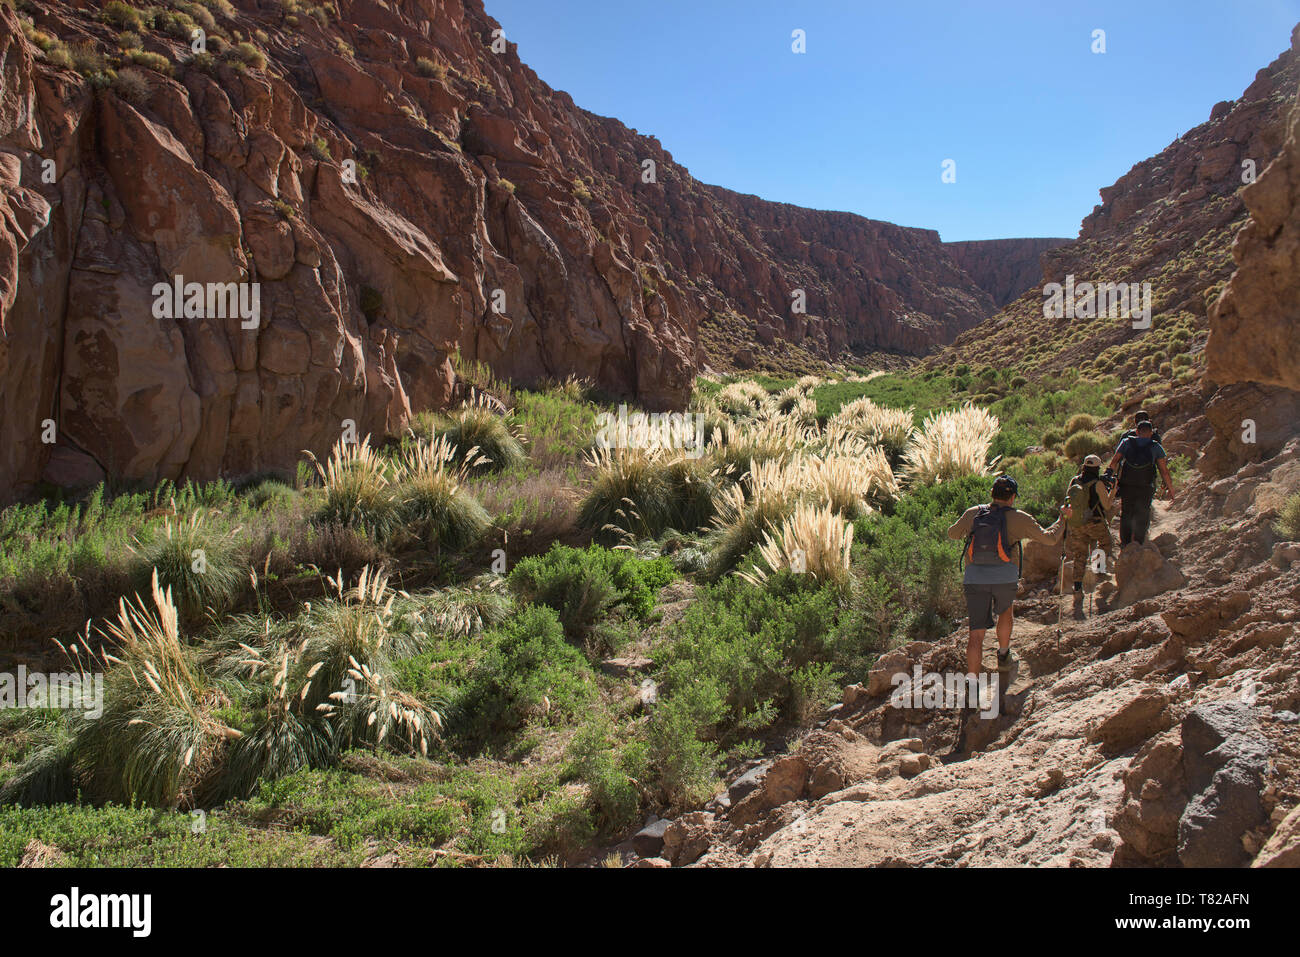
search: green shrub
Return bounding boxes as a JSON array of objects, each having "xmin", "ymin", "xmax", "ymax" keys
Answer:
[
  {"xmin": 1274, "ymin": 492, "xmax": 1300, "ymax": 541},
  {"xmin": 507, "ymin": 544, "xmax": 672, "ymax": 642},
  {"xmin": 564, "ymin": 720, "xmax": 644, "ymax": 833},
  {"xmin": 103, "ymin": 0, "xmax": 149, "ymax": 31},
  {"xmin": 458, "ymin": 605, "xmax": 596, "ymax": 741},
  {"xmin": 1064, "ymin": 413, "xmax": 1097, "ymax": 435},
  {"xmin": 1062, "ymin": 430, "xmax": 1112, "ymax": 462}
]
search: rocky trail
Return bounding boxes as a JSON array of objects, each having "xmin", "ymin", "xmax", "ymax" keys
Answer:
[{"xmin": 619, "ymin": 470, "xmax": 1300, "ymax": 868}]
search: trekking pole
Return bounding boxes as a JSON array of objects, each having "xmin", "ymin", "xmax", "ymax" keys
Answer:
[{"xmin": 1056, "ymin": 551, "xmax": 1067, "ymax": 638}]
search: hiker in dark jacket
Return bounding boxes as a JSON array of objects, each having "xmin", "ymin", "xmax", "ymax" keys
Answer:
[
  {"xmin": 1117, "ymin": 409, "xmax": 1162, "ymax": 446},
  {"xmin": 947, "ymin": 475, "xmax": 1071, "ymax": 703},
  {"xmin": 1108, "ymin": 421, "xmax": 1175, "ymax": 545},
  {"xmin": 1064, "ymin": 454, "xmax": 1117, "ymax": 619}
]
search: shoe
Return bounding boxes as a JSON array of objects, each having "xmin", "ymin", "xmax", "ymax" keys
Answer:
[{"xmin": 997, "ymin": 648, "xmax": 1013, "ymax": 671}]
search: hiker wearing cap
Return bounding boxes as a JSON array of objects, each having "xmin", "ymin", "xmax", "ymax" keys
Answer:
[
  {"xmin": 1108, "ymin": 421, "xmax": 1175, "ymax": 545},
  {"xmin": 1064, "ymin": 453, "xmax": 1117, "ymax": 620},
  {"xmin": 1118, "ymin": 410, "xmax": 1162, "ymax": 446},
  {"xmin": 947, "ymin": 475, "xmax": 1071, "ymax": 703}
]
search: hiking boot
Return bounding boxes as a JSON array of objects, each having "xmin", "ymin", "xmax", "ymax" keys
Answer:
[
  {"xmin": 1072, "ymin": 590, "xmax": 1086, "ymax": 621},
  {"xmin": 996, "ymin": 648, "xmax": 1013, "ymax": 672}
]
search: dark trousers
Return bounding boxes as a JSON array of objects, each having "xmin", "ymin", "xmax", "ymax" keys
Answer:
[{"xmin": 1119, "ymin": 491, "xmax": 1153, "ymax": 545}]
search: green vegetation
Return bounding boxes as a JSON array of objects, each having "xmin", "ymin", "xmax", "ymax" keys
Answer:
[
  {"xmin": 1275, "ymin": 492, "xmax": 1300, "ymax": 541},
  {"xmin": 1, "ymin": 355, "xmax": 1143, "ymax": 864}
]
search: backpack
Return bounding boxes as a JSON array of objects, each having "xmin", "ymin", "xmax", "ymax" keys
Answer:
[
  {"xmin": 1066, "ymin": 476, "xmax": 1108, "ymax": 526},
  {"xmin": 1121, "ymin": 426, "xmax": 1162, "ymax": 445},
  {"xmin": 1117, "ymin": 438, "xmax": 1158, "ymax": 491},
  {"xmin": 961, "ymin": 504, "xmax": 1022, "ymax": 574}
]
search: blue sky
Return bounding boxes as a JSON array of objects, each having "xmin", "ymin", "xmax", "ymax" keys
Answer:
[{"xmin": 484, "ymin": 0, "xmax": 1298, "ymax": 241}]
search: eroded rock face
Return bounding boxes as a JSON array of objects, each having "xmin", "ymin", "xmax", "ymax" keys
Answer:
[
  {"xmin": 944, "ymin": 238, "xmax": 1070, "ymax": 308},
  {"xmin": 0, "ymin": 0, "xmax": 1011, "ymax": 498},
  {"xmin": 1208, "ymin": 25, "xmax": 1300, "ymax": 392},
  {"xmin": 1203, "ymin": 26, "xmax": 1300, "ymax": 474}
]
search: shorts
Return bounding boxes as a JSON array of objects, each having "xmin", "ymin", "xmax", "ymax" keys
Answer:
[{"xmin": 963, "ymin": 581, "xmax": 1018, "ymax": 630}]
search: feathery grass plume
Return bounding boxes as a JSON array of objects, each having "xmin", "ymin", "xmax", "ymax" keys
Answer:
[
  {"xmin": 742, "ymin": 501, "xmax": 854, "ymax": 590},
  {"xmin": 707, "ymin": 457, "xmax": 804, "ymax": 575},
  {"xmin": 391, "ymin": 436, "xmax": 491, "ymax": 550},
  {"xmin": 687, "ymin": 394, "xmax": 730, "ymax": 440},
  {"xmin": 902, "ymin": 402, "xmax": 1000, "ymax": 486},
  {"xmin": 707, "ymin": 415, "xmax": 807, "ymax": 485},
  {"xmin": 771, "ymin": 388, "xmax": 818, "ymax": 427},
  {"xmin": 415, "ymin": 576, "xmax": 514, "ymax": 639},
  {"xmin": 578, "ymin": 444, "xmax": 671, "ymax": 542},
  {"xmin": 716, "ymin": 380, "xmax": 770, "ymax": 417},
  {"xmin": 800, "ymin": 453, "xmax": 878, "ymax": 520},
  {"xmin": 72, "ymin": 570, "xmax": 241, "ymax": 808},
  {"xmin": 812, "ymin": 431, "xmax": 900, "ymax": 508},
  {"xmin": 319, "ymin": 660, "xmax": 443, "ymax": 757},
  {"xmin": 432, "ymin": 394, "xmax": 527, "ymax": 473},
  {"xmin": 216, "ymin": 641, "xmax": 336, "ymax": 800},
  {"xmin": 828, "ymin": 396, "xmax": 916, "ymax": 459},
  {"xmin": 128, "ymin": 508, "xmax": 244, "ymax": 621},
  {"xmin": 304, "ymin": 435, "xmax": 395, "ymax": 539},
  {"xmin": 794, "ymin": 374, "xmax": 822, "ymax": 393},
  {"xmin": 295, "ymin": 565, "xmax": 408, "ymax": 716}
]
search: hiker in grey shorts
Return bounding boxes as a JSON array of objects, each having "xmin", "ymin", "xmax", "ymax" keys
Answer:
[{"xmin": 947, "ymin": 475, "xmax": 1071, "ymax": 705}]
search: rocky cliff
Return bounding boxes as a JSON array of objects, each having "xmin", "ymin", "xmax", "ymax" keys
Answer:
[
  {"xmin": 0, "ymin": 0, "xmax": 1019, "ymax": 498},
  {"xmin": 943, "ymin": 237, "xmax": 1069, "ymax": 308},
  {"xmin": 926, "ymin": 34, "xmax": 1299, "ymax": 429}
]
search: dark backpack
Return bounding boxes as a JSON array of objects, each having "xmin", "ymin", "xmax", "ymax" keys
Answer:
[
  {"xmin": 961, "ymin": 504, "xmax": 1022, "ymax": 573},
  {"xmin": 1120, "ymin": 426, "xmax": 1162, "ymax": 445},
  {"xmin": 1118, "ymin": 438, "xmax": 1158, "ymax": 491}
]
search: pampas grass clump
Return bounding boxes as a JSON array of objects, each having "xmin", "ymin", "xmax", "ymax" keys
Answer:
[
  {"xmin": 391, "ymin": 436, "xmax": 491, "ymax": 549},
  {"xmin": 743, "ymin": 501, "xmax": 854, "ymax": 589},
  {"xmin": 305, "ymin": 436, "xmax": 396, "ymax": 539},
  {"xmin": 828, "ymin": 397, "xmax": 916, "ymax": 459},
  {"xmin": 579, "ymin": 445, "xmax": 719, "ymax": 541},
  {"xmin": 129, "ymin": 509, "xmax": 244, "ymax": 621},
  {"xmin": 716, "ymin": 380, "xmax": 770, "ymax": 417},
  {"xmin": 902, "ymin": 403, "xmax": 1000, "ymax": 486},
  {"xmin": 431, "ymin": 395, "xmax": 527, "ymax": 473},
  {"xmin": 71, "ymin": 571, "xmax": 240, "ymax": 808}
]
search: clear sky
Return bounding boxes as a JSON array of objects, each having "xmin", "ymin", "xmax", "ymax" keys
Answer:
[{"xmin": 483, "ymin": 0, "xmax": 1298, "ymax": 241}]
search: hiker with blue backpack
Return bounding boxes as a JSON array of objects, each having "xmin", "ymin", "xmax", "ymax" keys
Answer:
[
  {"xmin": 947, "ymin": 475, "xmax": 1072, "ymax": 708},
  {"xmin": 1108, "ymin": 420, "xmax": 1175, "ymax": 546}
]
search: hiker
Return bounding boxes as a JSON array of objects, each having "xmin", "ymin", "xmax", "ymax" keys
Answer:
[
  {"xmin": 1108, "ymin": 420, "xmax": 1175, "ymax": 546},
  {"xmin": 1065, "ymin": 454, "xmax": 1117, "ymax": 620},
  {"xmin": 1118, "ymin": 409, "xmax": 1162, "ymax": 445},
  {"xmin": 947, "ymin": 475, "xmax": 1071, "ymax": 707}
]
